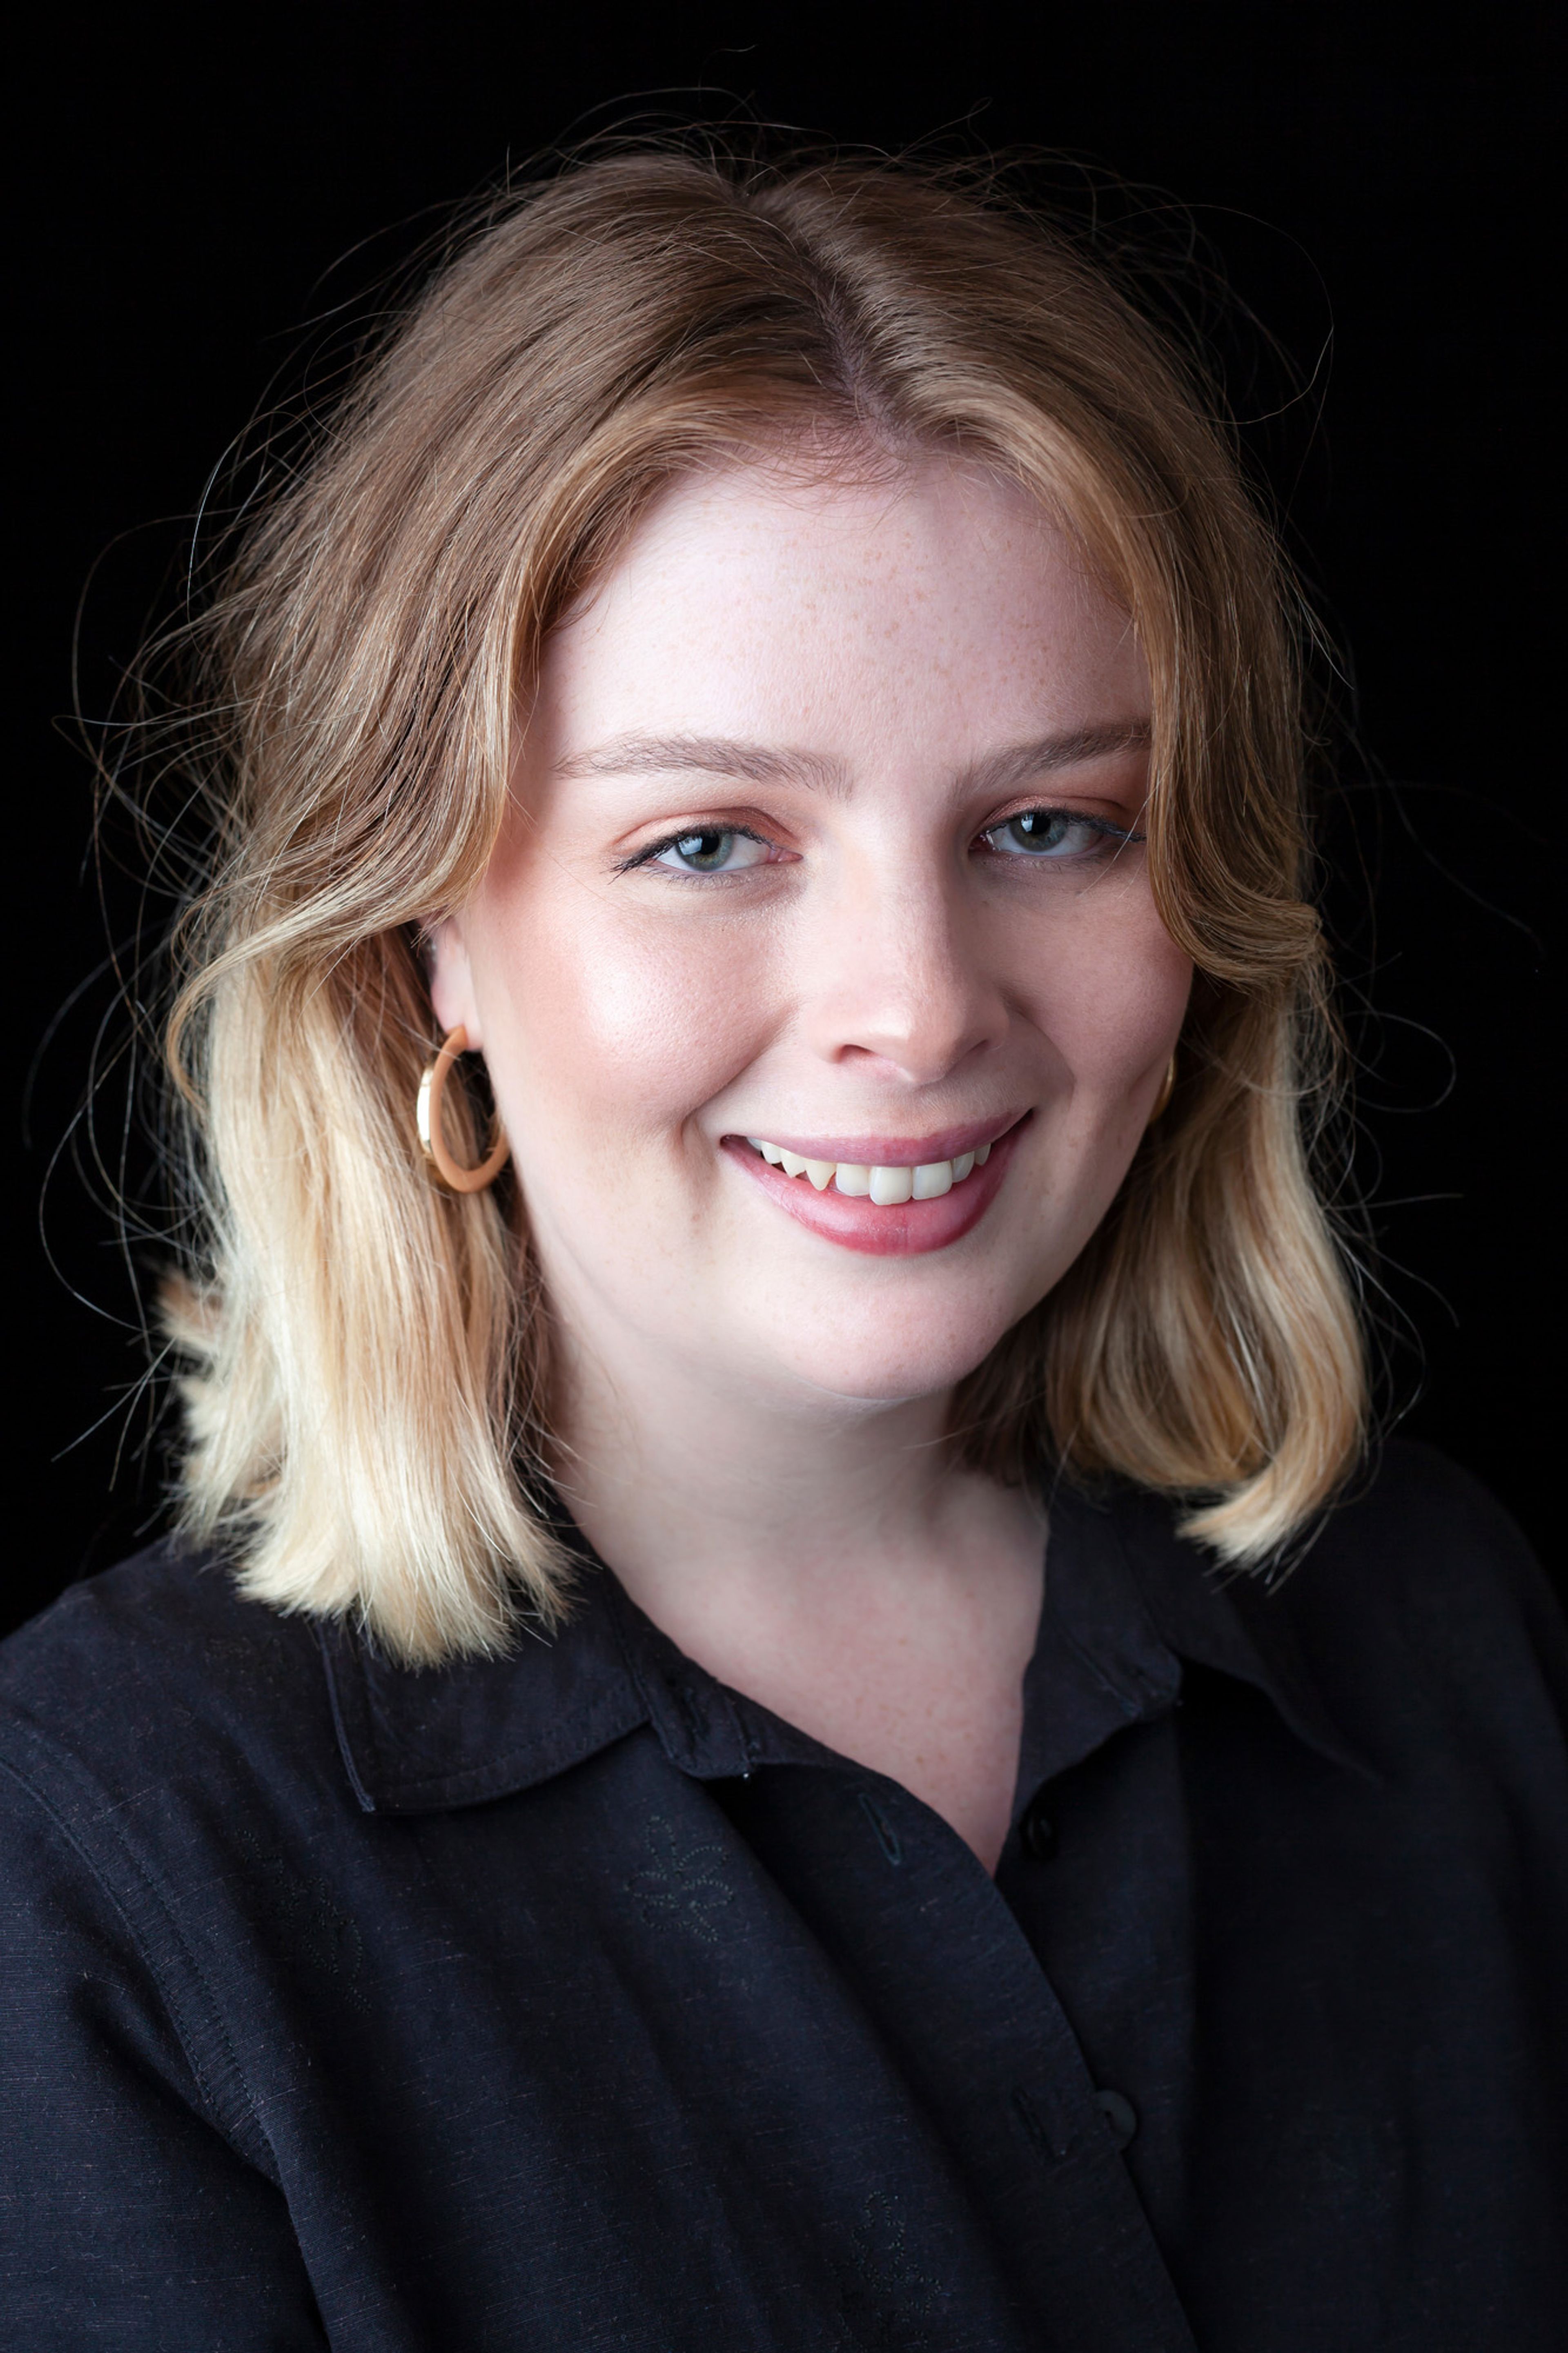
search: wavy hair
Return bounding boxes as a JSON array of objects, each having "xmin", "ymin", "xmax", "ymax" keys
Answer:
[{"xmin": 158, "ymin": 147, "xmax": 1366, "ymax": 1662}]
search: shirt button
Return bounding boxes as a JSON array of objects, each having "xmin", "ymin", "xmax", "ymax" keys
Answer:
[
  {"xmin": 1020, "ymin": 1799, "xmax": 1057, "ymax": 1858},
  {"xmin": 1095, "ymin": 2089, "xmax": 1138, "ymax": 2150}
]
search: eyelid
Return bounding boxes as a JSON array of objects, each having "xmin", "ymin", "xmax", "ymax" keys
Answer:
[
  {"xmin": 978, "ymin": 800, "xmax": 1145, "ymax": 845},
  {"xmin": 617, "ymin": 820, "xmax": 790, "ymax": 874}
]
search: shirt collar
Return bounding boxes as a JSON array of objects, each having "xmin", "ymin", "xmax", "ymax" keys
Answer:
[
  {"xmin": 319, "ymin": 1481, "xmax": 1370, "ymax": 1818},
  {"xmin": 1065, "ymin": 1478, "xmax": 1373, "ymax": 1780},
  {"xmin": 318, "ymin": 1555, "xmax": 830, "ymax": 1816}
]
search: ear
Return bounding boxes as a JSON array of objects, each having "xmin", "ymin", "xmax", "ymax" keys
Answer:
[{"xmin": 425, "ymin": 915, "xmax": 484, "ymax": 1050}]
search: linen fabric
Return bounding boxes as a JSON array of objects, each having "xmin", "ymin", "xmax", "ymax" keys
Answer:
[{"xmin": 1, "ymin": 1443, "xmax": 1564, "ymax": 2350}]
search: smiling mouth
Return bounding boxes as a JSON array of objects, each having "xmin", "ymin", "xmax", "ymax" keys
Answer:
[
  {"xmin": 724, "ymin": 1114, "xmax": 1028, "ymax": 1257},
  {"xmin": 742, "ymin": 1135, "xmax": 993, "ymax": 1204}
]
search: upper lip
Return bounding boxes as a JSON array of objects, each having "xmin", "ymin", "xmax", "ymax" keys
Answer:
[{"xmin": 727, "ymin": 1111, "xmax": 1028, "ymax": 1167}]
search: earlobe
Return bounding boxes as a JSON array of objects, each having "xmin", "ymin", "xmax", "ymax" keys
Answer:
[{"xmin": 425, "ymin": 917, "xmax": 484, "ymax": 1052}]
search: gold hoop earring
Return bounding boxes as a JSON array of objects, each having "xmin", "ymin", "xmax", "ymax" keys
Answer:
[
  {"xmin": 1148, "ymin": 1053, "xmax": 1177, "ymax": 1125},
  {"xmin": 416, "ymin": 1026, "xmax": 510, "ymax": 1194}
]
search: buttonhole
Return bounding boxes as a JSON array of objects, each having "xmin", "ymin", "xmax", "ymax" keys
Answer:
[
  {"xmin": 858, "ymin": 1790, "xmax": 903, "ymax": 1867},
  {"xmin": 1021, "ymin": 1801, "xmax": 1057, "ymax": 1860},
  {"xmin": 1011, "ymin": 2086, "xmax": 1074, "ymax": 2163}
]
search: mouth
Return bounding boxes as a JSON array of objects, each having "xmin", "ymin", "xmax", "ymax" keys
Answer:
[{"xmin": 722, "ymin": 1112, "xmax": 1030, "ymax": 1257}]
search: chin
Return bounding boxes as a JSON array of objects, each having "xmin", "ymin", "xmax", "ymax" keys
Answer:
[{"xmin": 758, "ymin": 1296, "xmax": 1033, "ymax": 1410}]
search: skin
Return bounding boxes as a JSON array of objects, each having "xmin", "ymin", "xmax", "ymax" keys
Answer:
[{"xmin": 431, "ymin": 453, "xmax": 1192, "ymax": 1871}]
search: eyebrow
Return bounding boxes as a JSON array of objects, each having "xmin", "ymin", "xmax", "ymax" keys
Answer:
[
  {"xmin": 552, "ymin": 720, "xmax": 1151, "ymax": 800},
  {"xmin": 553, "ymin": 734, "xmax": 849, "ymax": 794},
  {"xmin": 957, "ymin": 722, "xmax": 1152, "ymax": 801}
]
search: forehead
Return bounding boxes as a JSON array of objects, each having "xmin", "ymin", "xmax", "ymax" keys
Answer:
[{"xmin": 538, "ymin": 456, "xmax": 1147, "ymax": 755}]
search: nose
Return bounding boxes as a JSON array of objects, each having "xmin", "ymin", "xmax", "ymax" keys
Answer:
[{"xmin": 800, "ymin": 849, "xmax": 1009, "ymax": 1086}]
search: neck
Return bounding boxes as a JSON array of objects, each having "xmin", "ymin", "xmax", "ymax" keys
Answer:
[
  {"xmin": 550, "ymin": 1314, "xmax": 1047, "ymax": 1874},
  {"xmin": 551, "ymin": 1312, "xmax": 1041, "ymax": 1660},
  {"xmin": 557, "ymin": 1328, "xmax": 955, "ymax": 1590}
]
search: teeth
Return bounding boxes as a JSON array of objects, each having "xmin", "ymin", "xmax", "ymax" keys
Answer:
[
  {"xmin": 746, "ymin": 1135, "xmax": 999, "ymax": 1204},
  {"xmin": 912, "ymin": 1160, "xmax": 953, "ymax": 1200},
  {"xmin": 869, "ymin": 1165, "xmax": 914, "ymax": 1205}
]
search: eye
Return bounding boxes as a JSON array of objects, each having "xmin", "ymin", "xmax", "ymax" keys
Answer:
[
  {"xmin": 980, "ymin": 808, "xmax": 1129, "ymax": 859},
  {"xmin": 648, "ymin": 827, "xmax": 773, "ymax": 876}
]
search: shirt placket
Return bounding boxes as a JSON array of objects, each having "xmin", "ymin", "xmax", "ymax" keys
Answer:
[{"xmin": 724, "ymin": 1755, "xmax": 1199, "ymax": 2353}]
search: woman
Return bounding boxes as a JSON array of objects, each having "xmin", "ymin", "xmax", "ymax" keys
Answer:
[{"xmin": 2, "ymin": 149, "xmax": 1562, "ymax": 2350}]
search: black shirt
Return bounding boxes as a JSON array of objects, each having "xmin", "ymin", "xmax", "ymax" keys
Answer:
[{"xmin": 1, "ymin": 1442, "xmax": 1564, "ymax": 2351}]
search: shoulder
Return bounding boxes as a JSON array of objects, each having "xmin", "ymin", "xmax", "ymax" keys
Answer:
[
  {"xmin": 0, "ymin": 1537, "xmax": 342, "ymax": 1833},
  {"xmin": 1249, "ymin": 1440, "xmax": 1567, "ymax": 1788},
  {"xmin": 0, "ymin": 1542, "xmax": 358, "ymax": 2196},
  {"xmin": 0, "ymin": 1534, "xmax": 325, "ymax": 1726},
  {"xmin": 1315, "ymin": 1436, "xmax": 1543, "ymax": 1571},
  {"xmin": 1279, "ymin": 1438, "xmax": 1558, "ymax": 1659}
]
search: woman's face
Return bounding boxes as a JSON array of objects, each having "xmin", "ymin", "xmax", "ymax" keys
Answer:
[{"xmin": 431, "ymin": 456, "xmax": 1192, "ymax": 1418}]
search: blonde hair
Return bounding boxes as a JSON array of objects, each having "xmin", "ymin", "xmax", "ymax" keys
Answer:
[{"xmin": 158, "ymin": 147, "xmax": 1366, "ymax": 1662}]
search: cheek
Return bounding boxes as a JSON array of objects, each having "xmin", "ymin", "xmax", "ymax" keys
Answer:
[
  {"xmin": 1018, "ymin": 885, "xmax": 1192, "ymax": 1090},
  {"xmin": 471, "ymin": 879, "xmax": 775, "ymax": 1152}
]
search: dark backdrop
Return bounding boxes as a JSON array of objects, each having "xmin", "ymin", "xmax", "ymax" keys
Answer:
[{"xmin": 11, "ymin": 2, "xmax": 1560, "ymax": 1637}]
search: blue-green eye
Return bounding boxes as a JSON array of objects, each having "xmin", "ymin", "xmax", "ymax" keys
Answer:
[
  {"xmin": 650, "ymin": 828, "xmax": 771, "ymax": 875},
  {"xmin": 982, "ymin": 809, "xmax": 1125, "ymax": 859}
]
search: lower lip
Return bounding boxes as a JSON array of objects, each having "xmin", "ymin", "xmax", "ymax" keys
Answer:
[{"xmin": 722, "ymin": 1120, "xmax": 1028, "ymax": 1257}]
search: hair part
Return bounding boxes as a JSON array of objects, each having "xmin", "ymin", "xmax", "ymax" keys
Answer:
[{"xmin": 159, "ymin": 145, "xmax": 1366, "ymax": 1662}]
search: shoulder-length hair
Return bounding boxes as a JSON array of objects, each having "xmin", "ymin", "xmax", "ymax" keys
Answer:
[{"xmin": 159, "ymin": 147, "xmax": 1365, "ymax": 1663}]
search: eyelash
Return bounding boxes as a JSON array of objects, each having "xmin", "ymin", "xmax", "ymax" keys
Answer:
[
  {"xmin": 618, "ymin": 808, "xmax": 1144, "ymax": 880},
  {"xmin": 976, "ymin": 810, "xmax": 1143, "ymax": 862},
  {"xmin": 617, "ymin": 825, "xmax": 779, "ymax": 879}
]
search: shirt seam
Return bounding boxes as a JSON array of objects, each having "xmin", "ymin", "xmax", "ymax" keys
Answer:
[{"xmin": 0, "ymin": 1742, "xmax": 282, "ymax": 2184}]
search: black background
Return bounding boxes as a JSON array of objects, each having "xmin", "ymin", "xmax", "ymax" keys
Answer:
[{"xmin": 11, "ymin": 2, "xmax": 1561, "ymax": 1637}]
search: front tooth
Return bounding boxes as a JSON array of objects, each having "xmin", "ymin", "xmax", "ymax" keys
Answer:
[
  {"xmin": 804, "ymin": 1159, "xmax": 836, "ymax": 1191},
  {"xmin": 975, "ymin": 1141, "xmax": 992, "ymax": 1166},
  {"xmin": 869, "ymin": 1165, "xmax": 915, "ymax": 1205},
  {"xmin": 779, "ymin": 1150, "xmax": 808, "ymax": 1178},
  {"xmin": 833, "ymin": 1164, "xmax": 873, "ymax": 1195},
  {"xmin": 912, "ymin": 1160, "xmax": 953, "ymax": 1199},
  {"xmin": 951, "ymin": 1151, "xmax": 976, "ymax": 1182}
]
